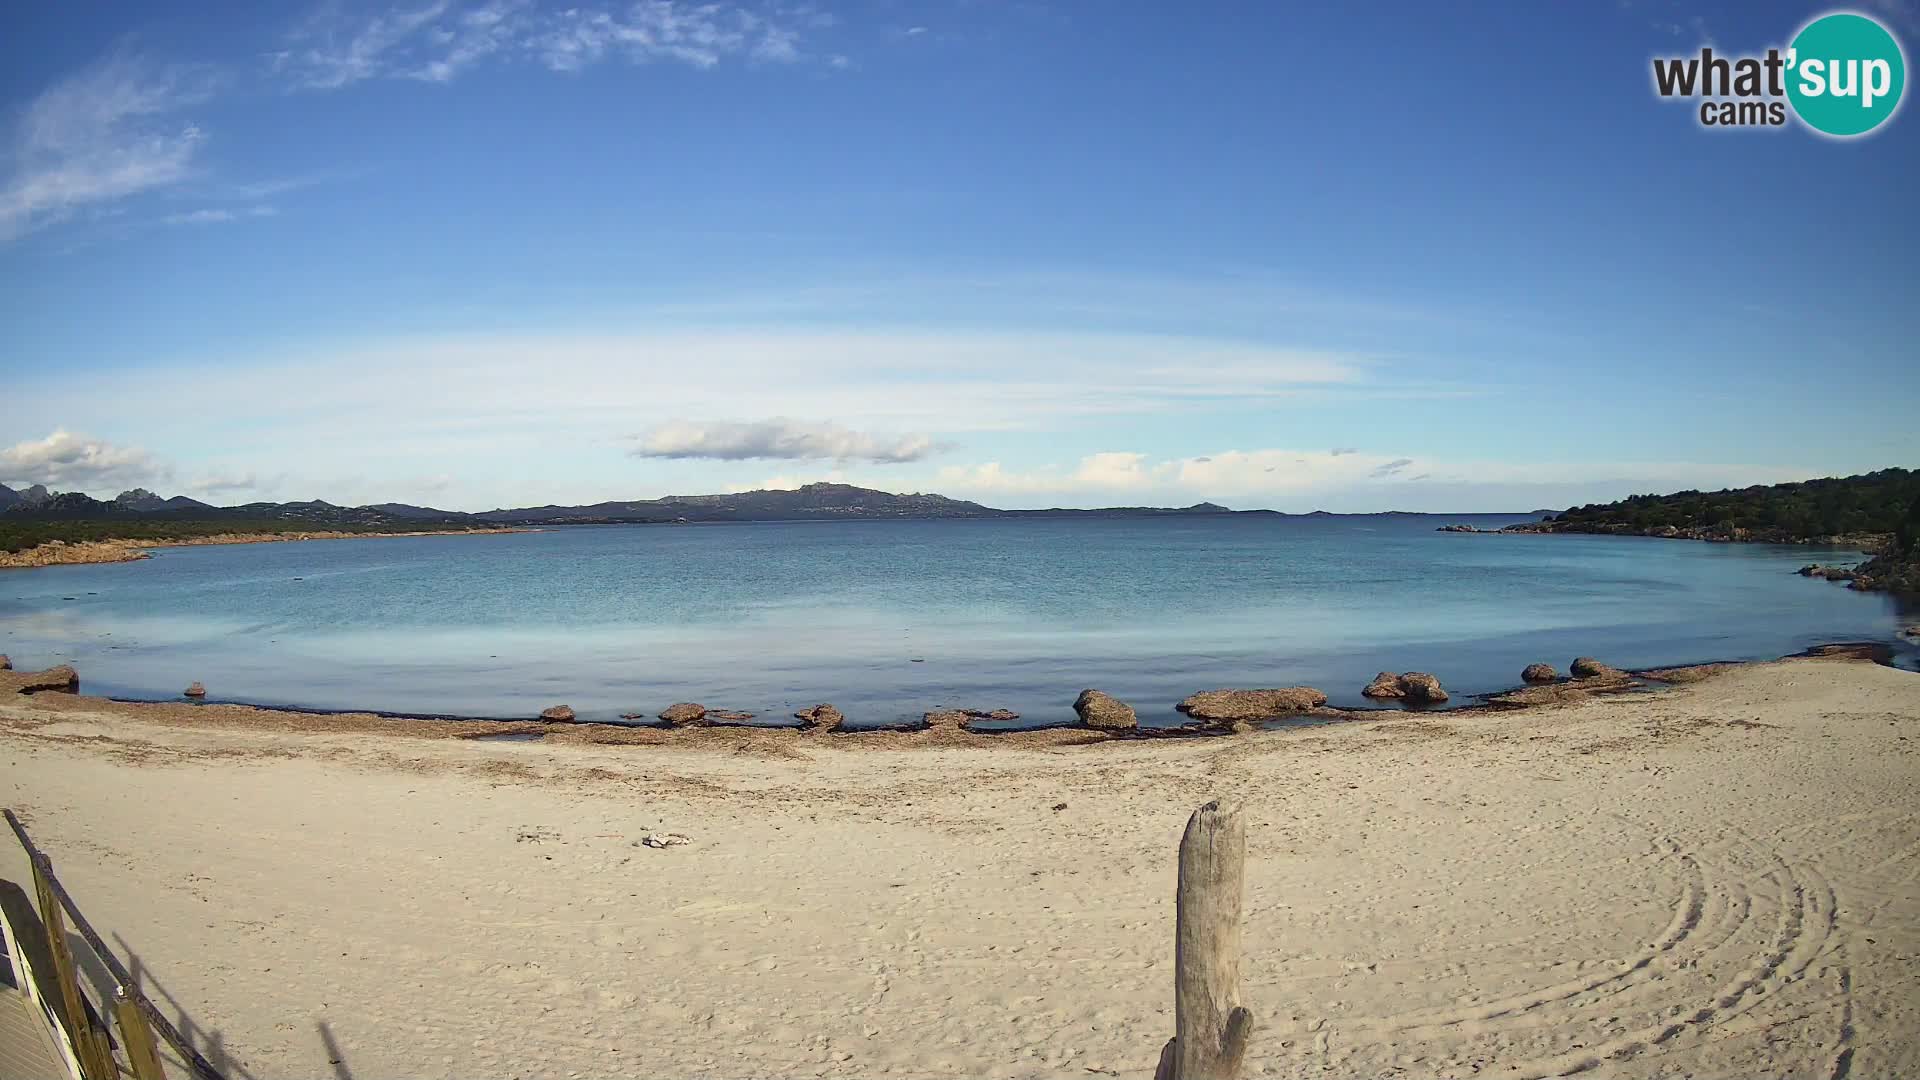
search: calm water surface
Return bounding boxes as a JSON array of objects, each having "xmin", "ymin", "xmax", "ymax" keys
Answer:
[{"xmin": 2, "ymin": 516, "xmax": 1913, "ymax": 727}]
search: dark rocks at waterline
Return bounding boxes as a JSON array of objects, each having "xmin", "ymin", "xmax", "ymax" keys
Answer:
[
  {"xmin": 1073, "ymin": 689, "xmax": 1136, "ymax": 731},
  {"xmin": 1522, "ymin": 663, "xmax": 1558, "ymax": 683},
  {"xmin": 3, "ymin": 665, "xmax": 79, "ymax": 693},
  {"xmin": 1398, "ymin": 672, "xmax": 1448, "ymax": 703},
  {"xmin": 1435, "ymin": 524, "xmax": 1488, "ymax": 533},
  {"xmin": 926, "ymin": 708, "xmax": 1020, "ymax": 731},
  {"xmin": 184, "ymin": 682, "xmax": 207, "ymax": 698},
  {"xmin": 1799, "ymin": 564, "xmax": 1858, "ymax": 582},
  {"xmin": 1177, "ymin": 687, "xmax": 1328, "ymax": 724},
  {"xmin": 539, "ymin": 704, "xmax": 575, "ymax": 722},
  {"xmin": 658, "ymin": 702, "xmax": 708, "ymax": 725},
  {"xmin": 1359, "ymin": 672, "xmax": 1447, "ymax": 703},
  {"xmin": 794, "ymin": 703, "xmax": 845, "ymax": 731},
  {"xmin": 1361, "ymin": 672, "xmax": 1405, "ymax": 699},
  {"xmin": 1569, "ymin": 657, "xmax": 1624, "ymax": 679}
]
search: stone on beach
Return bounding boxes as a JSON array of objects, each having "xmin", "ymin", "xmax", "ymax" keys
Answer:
[
  {"xmin": 3, "ymin": 665, "xmax": 79, "ymax": 694},
  {"xmin": 794, "ymin": 703, "xmax": 844, "ymax": 731},
  {"xmin": 1362, "ymin": 672, "xmax": 1405, "ymax": 698},
  {"xmin": 1073, "ymin": 689, "xmax": 1136, "ymax": 731},
  {"xmin": 1398, "ymin": 672, "xmax": 1448, "ymax": 703},
  {"xmin": 1569, "ymin": 657, "xmax": 1624, "ymax": 679},
  {"xmin": 539, "ymin": 705, "xmax": 575, "ymax": 722},
  {"xmin": 923, "ymin": 709, "xmax": 970, "ymax": 731},
  {"xmin": 1177, "ymin": 687, "xmax": 1328, "ymax": 723},
  {"xmin": 184, "ymin": 682, "xmax": 207, "ymax": 698},
  {"xmin": 1522, "ymin": 663, "xmax": 1558, "ymax": 683},
  {"xmin": 0, "ymin": 654, "xmax": 9, "ymax": 670},
  {"xmin": 658, "ymin": 703, "xmax": 708, "ymax": 725}
]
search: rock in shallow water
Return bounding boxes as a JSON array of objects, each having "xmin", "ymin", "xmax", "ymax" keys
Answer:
[
  {"xmin": 1073, "ymin": 689, "xmax": 1136, "ymax": 731},
  {"xmin": 1177, "ymin": 687, "xmax": 1327, "ymax": 723},
  {"xmin": 658, "ymin": 702, "xmax": 707, "ymax": 725},
  {"xmin": 1569, "ymin": 656, "xmax": 1624, "ymax": 679},
  {"xmin": 1398, "ymin": 672, "xmax": 1448, "ymax": 703},
  {"xmin": 184, "ymin": 681, "xmax": 207, "ymax": 698},
  {"xmin": 794, "ymin": 703, "xmax": 844, "ymax": 730},
  {"xmin": 539, "ymin": 704, "xmax": 574, "ymax": 722},
  {"xmin": 1362, "ymin": 672, "xmax": 1405, "ymax": 699},
  {"xmin": 1522, "ymin": 662, "xmax": 1558, "ymax": 683}
]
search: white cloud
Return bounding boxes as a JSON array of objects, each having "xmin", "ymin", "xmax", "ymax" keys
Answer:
[
  {"xmin": 279, "ymin": 0, "xmax": 820, "ymax": 87},
  {"xmin": 162, "ymin": 205, "xmax": 278, "ymax": 225},
  {"xmin": 634, "ymin": 419, "xmax": 950, "ymax": 463},
  {"xmin": 0, "ymin": 430, "xmax": 162, "ymax": 491},
  {"xmin": 929, "ymin": 448, "xmax": 1818, "ymax": 511},
  {"xmin": 0, "ymin": 55, "xmax": 213, "ymax": 241}
]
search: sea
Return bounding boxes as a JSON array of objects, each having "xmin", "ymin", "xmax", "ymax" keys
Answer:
[{"xmin": 2, "ymin": 515, "xmax": 1914, "ymax": 728}]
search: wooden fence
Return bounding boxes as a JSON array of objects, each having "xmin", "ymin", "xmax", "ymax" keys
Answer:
[{"xmin": 2, "ymin": 809, "xmax": 225, "ymax": 1080}]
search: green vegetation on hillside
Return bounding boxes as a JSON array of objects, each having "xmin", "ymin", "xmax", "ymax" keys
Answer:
[{"xmin": 1550, "ymin": 468, "xmax": 1919, "ymax": 541}]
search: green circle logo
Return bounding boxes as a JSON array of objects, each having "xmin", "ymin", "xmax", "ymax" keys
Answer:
[{"xmin": 1787, "ymin": 12, "xmax": 1907, "ymax": 137}]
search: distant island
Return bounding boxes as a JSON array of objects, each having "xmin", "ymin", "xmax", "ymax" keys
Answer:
[
  {"xmin": 1446, "ymin": 468, "xmax": 1918, "ymax": 594},
  {"xmin": 0, "ymin": 481, "xmax": 1377, "ymax": 562}
]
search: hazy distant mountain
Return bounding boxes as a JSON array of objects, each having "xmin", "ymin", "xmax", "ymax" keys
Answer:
[
  {"xmin": 3, "ymin": 480, "xmax": 1344, "ymax": 526},
  {"xmin": 474, "ymin": 482, "xmax": 999, "ymax": 523}
]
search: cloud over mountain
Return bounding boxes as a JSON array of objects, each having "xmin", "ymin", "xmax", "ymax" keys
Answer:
[{"xmin": 632, "ymin": 419, "xmax": 949, "ymax": 463}]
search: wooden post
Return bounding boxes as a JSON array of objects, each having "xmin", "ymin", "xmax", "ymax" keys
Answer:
[
  {"xmin": 115, "ymin": 985, "xmax": 168, "ymax": 1080},
  {"xmin": 1154, "ymin": 801, "xmax": 1252, "ymax": 1080},
  {"xmin": 32, "ymin": 854, "xmax": 118, "ymax": 1080}
]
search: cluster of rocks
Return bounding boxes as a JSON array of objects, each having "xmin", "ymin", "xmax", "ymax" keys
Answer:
[
  {"xmin": 1434, "ymin": 524, "xmax": 1491, "ymax": 534},
  {"xmin": 1360, "ymin": 671, "xmax": 1448, "ymax": 703}
]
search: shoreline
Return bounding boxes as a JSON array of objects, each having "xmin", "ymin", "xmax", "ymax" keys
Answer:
[
  {"xmin": 3, "ymin": 639, "xmax": 1910, "ymax": 750},
  {"xmin": 0, "ymin": 526, "xmax": 529, "ymax": 569},
  {"xmin": 1, "ymin": 650, "xmax": 1915, "ymax": 1078}
]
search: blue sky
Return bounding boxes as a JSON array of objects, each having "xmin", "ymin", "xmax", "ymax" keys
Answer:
[{"xmin": 1, "ymin": 0, "xmax": 1915, "ymax": 512}]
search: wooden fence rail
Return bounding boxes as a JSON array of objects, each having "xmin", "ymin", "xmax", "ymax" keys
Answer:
[{"xmin": 4, "ymin": 808, "xmax": 226, "ymax": 1080}]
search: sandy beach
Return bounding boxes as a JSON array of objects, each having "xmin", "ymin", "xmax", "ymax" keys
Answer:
[{"xmin": 1, "ymin": 654, "xmax": 1916, "ymax": 1080}]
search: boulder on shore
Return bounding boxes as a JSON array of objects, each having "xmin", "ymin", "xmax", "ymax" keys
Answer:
[
  {"xmin": 794, "ymin": 703, "xmax": 844, "ymax": 731},
  {"xmin": 184, "ymin": 682, "xmax": 207, "ymax": 698},
  {"xmin": 1073, "ymin": 689, "xmax": 1136, "ymax": 731},
  {"xmin": 1362, "ymin": 672, "xmax": 1405, "ymax": 699},
  {"xmin": 658, "ymin": 702, "xmax": 708, "ymax": 725},
  {"xmin": 1398, "ymin": 672, "xmax": 1448, "ymax": 703},
  {"xmin": 539, "ymin": 704, "xmax": 575, "ymax": 722},
  {"xmin": 924, "ymin": 709, "xmax": 971, "ymax": 730},
  {"xmin": 1177, "ymin": 687, "xmax": 1328, "ymax": 723},
  {"xmin": 0, "ymin": 654, "xmax": 9, "ymax": 671},
  {"xmin": 6, "ymin": 665, "xmax": 79, "ymax": 693},
  {"xmin": 1522, "ymin": 663, "xmax": 1558, "ymax": 683},
  {"xmin": 1569, "ymin": 657, "xmax": 1624, "ymax": 679}
]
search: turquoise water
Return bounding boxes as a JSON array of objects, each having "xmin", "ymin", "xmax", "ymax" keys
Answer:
[{"xmin": 1, "ymin": 516, "xmax": 1912, "ymax": 727}]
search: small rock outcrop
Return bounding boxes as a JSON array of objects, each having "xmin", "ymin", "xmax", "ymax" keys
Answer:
[
  {"xmin": 1177, "ymin": 687, "xmax": 1328, "ymax": 723},
  {"xmin": 0, "ymin": 654, "xmax": 9, "ymax": 670},
  {"xmin": 1073, "ymin": 689, "xmax": 1136, "ymax": 731},
  {"xmin": 7, "ymin": 665, "xmax": 79, "ymax": 693},
  {"xmin": 1398, "ymin": 672, "xmax": 1448, "ymax": 703},
  {"xmin": 1522, "ymin": 663, "xmax": 1558, "ymax": 683},
  {"xmin": 658, "ymin": 702, "xmax": 708, "ymax": 725},
  {"xmin": 1435, "ymin": 524, "xmax": 1481, "ymax": 533},
  {"xmin": 1361, "ymin": 672, "xmax": 1405, "ymax": 698},
  {"xmin": 1569, "ymin": 657, "xmax": 1624, "ymax": 679},
  {"xmin": 539, "ymin": 705, "xmax": 575, "ymax": 722},
  {"xmin": 794, "ymin": 703, "xmax": 844, "ymax": 731},
  {"xmin": 924, "ymin": 709, "xmax": 971, "ymax": 731},
  {"xmin": 184, "ymin": 682, "xmax": 207, "ymax": 698}
]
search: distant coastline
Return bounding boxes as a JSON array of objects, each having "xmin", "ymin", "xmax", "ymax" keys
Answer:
[{"xmin": 0, "ymin": 527, "xmax": 524, "ymax": 570}]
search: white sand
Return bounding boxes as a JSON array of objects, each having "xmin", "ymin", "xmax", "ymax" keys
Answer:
[{"xmin": 2, "ymin": 654, "xmax": 1917, "ymax": 1079}]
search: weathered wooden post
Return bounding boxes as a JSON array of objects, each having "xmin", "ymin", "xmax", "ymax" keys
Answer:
[
  {"xmin": 114, "ymin": 985, "xmax": 168, "ymax": 1080},
  {"xmin": 1154, "ymin": 800, "xmax": 1252, "ymax": 1080},
  {"xmin": 32, "ymin": 852, "xmax": 117, "ymax": 1080}
]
